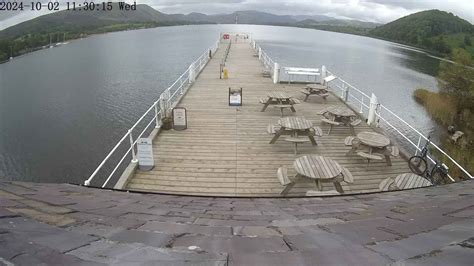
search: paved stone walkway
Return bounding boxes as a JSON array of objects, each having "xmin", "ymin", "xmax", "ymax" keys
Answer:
[{"xmin": 0, "ymin": 180, "xmax": 473, "ymax": 265}]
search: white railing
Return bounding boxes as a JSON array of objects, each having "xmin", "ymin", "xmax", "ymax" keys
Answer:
[
  {"xmin": 84, "ymin": 39, "xmax": 220, "ymax": 188},
  {"xmin": 253, "ymin": 42, "xmax": 473, "ymax": 181}
]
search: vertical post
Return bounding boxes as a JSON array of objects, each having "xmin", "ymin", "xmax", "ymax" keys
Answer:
[
  {"xmin": 343, "ymin": 85, "xmax": 349, "ymax": 102},
  {"xmin": 273, "ymin": 62, "xmax": 280, "ymax": 84},
  {"xmin": 189, "ymin": 62, "xmax": 195, "ymax": 83},
  {"xmin": 129, "ymin": 129, "xmax": 138, "ymax": 163},
  {"xmin": 321, "ymin": 65, "xmax": 327, "ymax": 84},
  {"xmin": 367, "ymin": 93, "xmax": 378, "ymax": 126},
  {"xmin": 359, "ymin": 97, "xmax": 364, "ymax": 114},
  {"xmin": 258, "ymin": 47, "xmax": 262, "ymax": 60},
  {"xmin": 154, "ymin": 101, "xmax": 160, "ymax": 128},
  {"xmin": 375, "ymin": 105, "xmax": 381, "ymax": 127}
]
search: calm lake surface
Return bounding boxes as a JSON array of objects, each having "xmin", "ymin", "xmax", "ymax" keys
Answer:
[{"xmin": 0, "ymin": 24, "xmax": 441, "ymax": 184}]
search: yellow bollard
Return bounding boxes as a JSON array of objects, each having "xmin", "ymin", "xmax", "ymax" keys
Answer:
[{"xmin": 223, "ymin": 68, "xmax": 229, "ymax": 79}]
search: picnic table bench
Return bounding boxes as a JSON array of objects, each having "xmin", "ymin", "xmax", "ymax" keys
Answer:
[
  {"xmin": 320, "ymin": 106, "xmax": 361, "ymax": 135},
  {"xmin": 260, "ymin": 92, "xmax": 299, "ymax": 116},
  {"xmin": 300, "ymin": 83, "xmax": 330, "ymax": 102},
  {"xmin": 275, "ymin": 155, "xmax": 355, "ymax": 195},
  {"xmin": 346, "ymin": 132, "xmax": 398, "ymax": 167},
  {"xmin": 270, "ymin": 117, "xmax": 318, "ymax": 144}
]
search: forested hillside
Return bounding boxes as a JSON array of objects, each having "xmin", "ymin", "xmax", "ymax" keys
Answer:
[{"xmin": 371, "ymin": 10, "xmax": 474, "ymax": 55}]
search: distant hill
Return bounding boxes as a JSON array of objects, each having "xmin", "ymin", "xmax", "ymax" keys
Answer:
[
  {"xmin": 0, "ymin": 4, "xmax": 181, "ymax": 39},
  {"xmin": 370, "ymin": 10, "xmax": 474, "ymax": 55},
  {"xmin": 291, "ymin": 15, "xmax": 334, "ymax": 22}
]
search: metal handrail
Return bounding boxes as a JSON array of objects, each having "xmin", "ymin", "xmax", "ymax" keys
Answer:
[
  {"xmin": 220, "ymin": 41, "xmax": 232, "ymax": 78},
  {"xmin": 254, "ymin": 42, "xmax": 472, "ymax": 180},
  {"xmin": 326, "ymin": 70, "xmax": 472, "ymax": 180},
  {"xmin": 254, "ymin": 43, "xmax": 275, "ymax": 76},
  {"xmin": 84, "ymin": 39, "xmax": 220, "ymax": 187}
]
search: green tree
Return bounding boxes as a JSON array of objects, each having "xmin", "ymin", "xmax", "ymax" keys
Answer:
[
  {"xmin": 464, "ymin": 35, "xmax": 472, "ymax": 46},
  {"xmin": 438, "ymin": 48, "xmax": 474, "ymax": 113}
]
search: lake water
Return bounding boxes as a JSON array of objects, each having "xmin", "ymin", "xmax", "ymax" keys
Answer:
[{"xmin": 0, "ymin": 24, "xmax": 441, "ymax": 184}]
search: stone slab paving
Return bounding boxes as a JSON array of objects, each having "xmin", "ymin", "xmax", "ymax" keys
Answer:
[{"xmin": 0, "ymin": 180, "xmax": 473, "ymax": 265}]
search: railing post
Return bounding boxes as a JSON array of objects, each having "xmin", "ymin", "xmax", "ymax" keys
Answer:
[
  {"xmin": 375, "ymin": 104, "xmax": 381, "ymax": 127},
  {"xmin": 129, "ymin": 129, "xmax": 138, "ymax": 163},
  {"xmin": 367, "ymin": 93, "xmax": 378, "ymax": 126},
  {"xmin": 154, "ymin": 101, "xmax": 160, "ymax": 128},
  {"xmin": 258, "ymin": 47, "xmax": 262, "ymax": 60},
  {"xmin": 273, "ymin": 62, "xmax": 280, "ymax": 84},
  {"xmin": 341, "ymin": 84, "xmax": 348, "ymax": 102},
  {"xmin": 321, "ymin": 65, "xmax": 327, "ymax": 84},
  {"xmin": 189, "ymin": 62, "xmax": 195, "ymax": 83}
]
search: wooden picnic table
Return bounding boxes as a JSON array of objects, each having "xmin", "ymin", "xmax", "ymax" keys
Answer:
[
  {"xmin": 379, "ymin": 173, "xmax": 432, "ymax": 191},
  {"xmin": 269, "ymin": 117, "xmax": 317, "ymax": 145},
  {"xmin": 293, "ymin": 155, "xmax": 344, "ymax": 192},
  {"xmin": 306, "ymin": 83, "xmax": 326, "ymax": 91},
  {"xmin": 356, "ymin": 131, "xmax": 392, "ymax": 166},
  {"xmin": 301, "ymin": 84, "xmax": 329, "ymax": 102},
  {"xmin": 261, "ymin": 92, "xmax": 296, "ymax": 112},
  {"xmin": 357, "ymin": 132, "xmax": 390, "ymax": 148},
  {"xmin": 324, "ymin": 106, "xmax": 356, "ymax": 121}
]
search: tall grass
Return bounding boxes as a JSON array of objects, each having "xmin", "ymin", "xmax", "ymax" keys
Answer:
[{"xmin": 414, "ymin": 88, "xmax": 473, "ymax": 179}]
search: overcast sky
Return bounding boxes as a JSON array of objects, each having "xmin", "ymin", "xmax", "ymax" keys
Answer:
[
  {"xmin": 147, "ymin": 0, "xmax": 474, "ymax": 23},
  {"xmin": 1, "ymin": 0, "xmax": 473, "ymax": 30}
]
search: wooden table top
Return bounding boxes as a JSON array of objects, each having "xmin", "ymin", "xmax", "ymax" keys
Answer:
[
  {"xmin": 279, "ymin": 117, "xmax": 313, "ymax": 130},
  {"xmin": 325, "ymin": 106, "xmax": 355, "ymax": 117},
  {"xmin": 357, "ymin": 131, "xmax": 390, "ymax": 148},
  {"xmin": 306, "ymin": 84, "xmax": 326, "ymax": 91},
  {"xmin": 293, "ymin": 155, "xmax": 343, "ymax": 180},
  {"xmin": 268, "ymin": 92, "xmax": 291, "ymax": 99},
  {"xmin": 395, "ymin": 173, "xmax": 432, "ymax": 189}
]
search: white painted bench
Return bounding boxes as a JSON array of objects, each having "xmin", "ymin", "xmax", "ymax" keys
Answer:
[{"xmin": 284, "ymin": 67, "xmax": 320, "ymax": 84}]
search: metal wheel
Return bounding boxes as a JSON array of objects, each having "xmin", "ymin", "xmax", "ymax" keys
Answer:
[{"xmin": 408, "ymin": 156, "xmax": 427, "ymax": 175}]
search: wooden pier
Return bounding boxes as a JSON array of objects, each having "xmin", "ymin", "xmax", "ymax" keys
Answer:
[{"xmin": 125, "ymin": 39, "xmax": 410, "ymax": 196}]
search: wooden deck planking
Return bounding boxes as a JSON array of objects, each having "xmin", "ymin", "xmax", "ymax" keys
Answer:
[{"xmin": 126, "ymin": 40, "xmax": 411, "ymax": 196}]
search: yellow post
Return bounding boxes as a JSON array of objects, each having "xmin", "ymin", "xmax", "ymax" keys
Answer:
[{"xmin": 223, "ymin": 68, "xmax": 229, "ymax": 79}]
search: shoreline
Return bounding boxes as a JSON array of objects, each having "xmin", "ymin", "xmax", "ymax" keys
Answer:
[{"xmin": 1, "ymin": 22, "xmax": 452, "ymax": 65}]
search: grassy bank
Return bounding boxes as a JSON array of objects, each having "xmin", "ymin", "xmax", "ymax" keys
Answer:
[{"xmin": 414, "ymin": 89, "xmax": 473, "ymax": 179}]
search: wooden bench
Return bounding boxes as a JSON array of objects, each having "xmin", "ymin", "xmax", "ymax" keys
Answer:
[
  {"xmin": 305, "ymin": 190, "xmax": 340, "ymax": 196},
  {"xmin": 388, "ymin": 146, "xmax": 399, "ymax": 157},
  {"xmin": 285, "ymin": 137, "xmax": 310, "ymax": 155},
  {"xmin": 321, "ymin": 118, "xmax": 341, "ymax": 135},
  {"xmin": 277, "ymin": 167, "xmax": 295, "ymax": 195},
  {"xmin": 356, "ymin": 151, "xmax": 383, "ymax": 167},
  {"xmin": 273, "ymin": 104, "xmax": 294, "ymax": 117},
  {"xmin": 310, "ymin": 126, "xmax": 323, "ymax": 137},
  {"xmin": 289, "ymin": 98, "xmax": 301, "ymax": 105},
  {"xmin": 341, "ymin": 167, "xmax": 354, "ymax": 184},
  {"xmin": 379, "ymin": 177, "xmax": 396, "ymax": 191},
  {"xmin": 344, "ymin": 136, "xmax": 356, "ymax": 146},
  {"xmin": 266, "ymin": 124, "xmax": 292, "ymax": 135}
]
